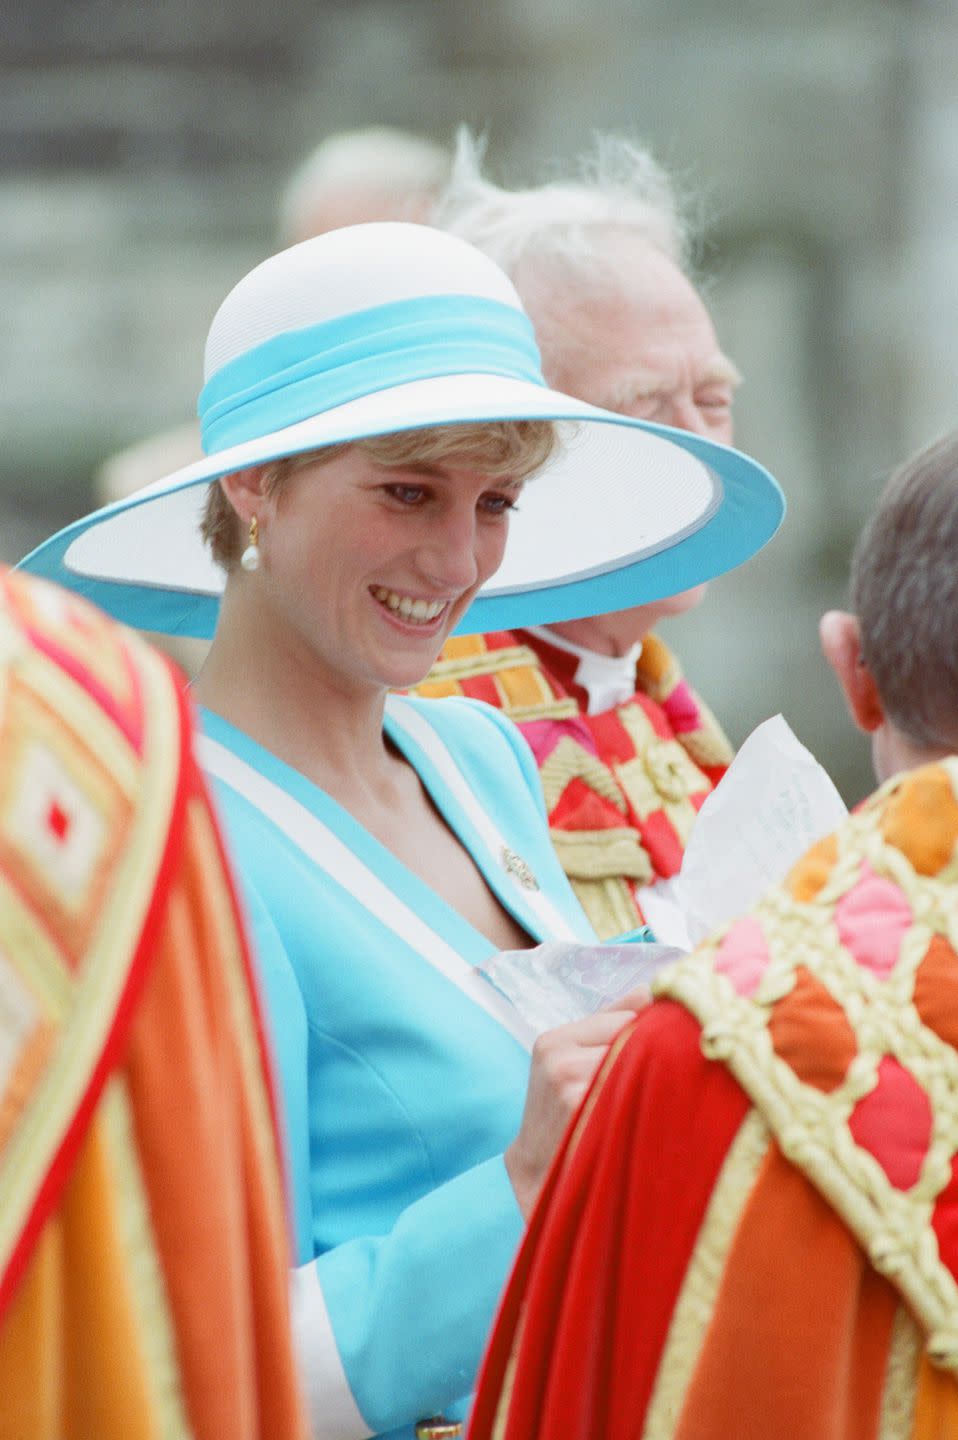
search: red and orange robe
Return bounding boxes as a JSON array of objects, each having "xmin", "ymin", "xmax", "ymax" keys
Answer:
[
  {"xmin": 470, "ymin": 760, "xmax": 958, "ymax": 1439},
  {"xmin": 0, "ymin": 570, "xmax": 306, "ymax": 1440},
  {"xmin": 417, "ymin": 629, "xmax": 732, "ymax": 938}
]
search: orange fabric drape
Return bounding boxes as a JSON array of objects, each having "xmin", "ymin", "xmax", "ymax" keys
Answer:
[
  {"xmin": 471, "ymin": 1005, "xmax": 958, "ymax": 1440},
  {"xmin": 0, "ymin": 571, "xmax": 307, "ymax": 1440},
  {"xmin": 470, "ymin": 1005, "xmax": 750, "ymax": 1440}
]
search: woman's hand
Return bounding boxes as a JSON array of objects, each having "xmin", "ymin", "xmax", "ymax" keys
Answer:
[{"xmin": 504, "ymin": 989, "xmax": 650, "ymax": 1221}]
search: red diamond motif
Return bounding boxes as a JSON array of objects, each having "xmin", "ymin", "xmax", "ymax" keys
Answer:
[
  {"xmin": 848, "ymin": 1055, "xmax": 932, "ymax": 1190},
  {"xmin": 46, "ymin": 801, "xmax": 70, "ymax": 843}
]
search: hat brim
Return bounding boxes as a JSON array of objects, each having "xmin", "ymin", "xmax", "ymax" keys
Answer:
[{"xmin": 19, "ymin": 372, "xmax": 784, "ymax": 638}]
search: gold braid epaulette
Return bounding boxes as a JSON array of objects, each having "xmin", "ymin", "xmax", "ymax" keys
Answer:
[{"xmin": 653, "ymin": 758, "xmax": 958, "ymax": 1372}]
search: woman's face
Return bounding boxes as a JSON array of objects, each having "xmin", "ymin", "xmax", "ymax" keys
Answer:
[{"xmin": 256, "ymin": 446, "xmax": 521, "ymax": 694}]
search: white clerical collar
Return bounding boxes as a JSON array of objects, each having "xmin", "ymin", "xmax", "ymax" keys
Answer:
[{"xmin": 527, "ymin": 626, "xmax": 643, "ymax": 715}]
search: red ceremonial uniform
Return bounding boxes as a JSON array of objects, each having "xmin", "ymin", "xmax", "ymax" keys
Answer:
[{"xmin": 417, "ymin": 628, "xmax": 733, "ymax": 937}]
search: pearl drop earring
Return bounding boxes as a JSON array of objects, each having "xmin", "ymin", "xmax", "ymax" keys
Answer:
[{"xmin": 241, "ymin": 515, "xmax": 260, "ymax": 572}]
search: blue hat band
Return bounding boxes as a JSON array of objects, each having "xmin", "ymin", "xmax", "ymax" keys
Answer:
[{"xmin": 198, "ymin": 294, "xmax": 546, "ymax": 455}]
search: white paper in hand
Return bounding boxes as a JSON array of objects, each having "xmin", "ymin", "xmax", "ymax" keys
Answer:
[
  {"xmin": 478, "ymin": 941, "xmax": 683, "ymax": 1038},
  {"xmin": 639, "ymin": 715, "xmax": 847, "ymax": 948}
]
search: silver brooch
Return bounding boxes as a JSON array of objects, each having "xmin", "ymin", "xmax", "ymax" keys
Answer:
[{"xmin": 500, "ymin": 845, "xmax": 539, "ymax": 891}]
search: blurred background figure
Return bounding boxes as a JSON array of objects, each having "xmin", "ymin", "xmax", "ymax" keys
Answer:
[
  {"xmin": 468, "ymin": 427, "xmax": 958, "ymax": 1440},
  {"xmin": 419, "ymin": 133, "xmax": 741, "ymax": 938},
  {"xmin": 278, "ymin": 124, "xmax": 451, "ymax": 240},
  {"xmin": 0, "ymin": 568, "xmax": 306, "ymax": 1440}
]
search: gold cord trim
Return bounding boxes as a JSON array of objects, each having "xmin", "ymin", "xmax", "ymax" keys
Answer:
[{"xmin": 641, "ymin": 1111, "xmax": 772, "ymax": 1440}]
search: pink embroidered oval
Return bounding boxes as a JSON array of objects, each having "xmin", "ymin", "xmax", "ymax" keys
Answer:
[
  {"xmin": 714, "ymin": 915, "xmax": 770, "ymax": 998},
  {"xmin": 834, "ymin": 864, "xmax": 912, "ymax": 981},
  {"xmin": 848, "ymin": 1055, "xmax": 932, "ymax": 1191}
]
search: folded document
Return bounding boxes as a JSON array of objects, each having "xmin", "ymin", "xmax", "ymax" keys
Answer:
[{"xmin": 479, "ymin": 715, "xmax": 848, "ymax": 1037}]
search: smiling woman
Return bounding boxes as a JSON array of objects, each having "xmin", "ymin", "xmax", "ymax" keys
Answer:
[
  {"xmin": 201, "ymin": 435, "xmax": 555, "ymax": 707},
  {"xmin": 18, "ymin": 221, "xmax": 783, "ymax": 1440}
]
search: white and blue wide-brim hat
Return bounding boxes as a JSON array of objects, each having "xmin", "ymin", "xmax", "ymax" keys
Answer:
[{"xmin": 20, "ymin": 222, "xmax": 784, "ymax": 638}]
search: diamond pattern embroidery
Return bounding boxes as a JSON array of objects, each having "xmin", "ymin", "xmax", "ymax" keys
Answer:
[
  {"xmin": 655, "ymin": 758, "xmax": 958, "ymax": 1373},
  {"xmin": 0, "ymin": 679, "xmax": 133, "ymax": 970},
  {"xmin": 6, "ymin": 742, "xmax": 108, "ymax": 910},
  {"xmin": 0, "ymin": 944, "xmax": 51, "ymax": 1156}
]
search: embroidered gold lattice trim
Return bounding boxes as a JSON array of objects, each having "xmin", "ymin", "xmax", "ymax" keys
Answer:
[
  {"xmin": 538, "ymin": 736, "xmax": 628, "ymax": 815},
  {"xmin": 569, "ymin": 875, "xmax": 642, "ymax": 941},
  {"xmin": 674, "ymin": 703, "xmax": 735, "ymax": 771},
  {"xmin": 424, "ymin": 646, "xmax": 545, "ymax": 684},
  {"xmin": 502, "ymin": 698, "xmax": 580, "ymax": 723},
  {"xmin": 633, "ymin": 635, "xmax": 734, "ymax": 770},
  {"xmin": 642, "ymin": 1111, "xmax": 772, "ymax": 1440},
  {"xmin": 654, "ymin": 758, "xmax": 958, "ymax": 1374},
  {"xmin": 550, "ymin": 827, "xmax": 653, "ymax": 883}
]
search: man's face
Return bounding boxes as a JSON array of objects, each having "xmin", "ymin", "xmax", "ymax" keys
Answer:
[
  {"xmin": 517, "ymin": 234, "xmax": 739, "ymax": 648},
  {"xmin": 525, "ymin": 235, "xmax": 739, "ymax": 445}
]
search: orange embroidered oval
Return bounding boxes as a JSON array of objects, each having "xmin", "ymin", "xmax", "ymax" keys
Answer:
[
  {"xmin": 881, "ymin": 767, "xmax": 958, "ymax": 876},
  {"xmin": 913, "ymin": 933, "xmax": 958, "ymax": 1052},
  {"xmin": 786, "ymin": 833, "xmax": 838, "ymax": 903},
  {"xmin": 767, "ymin": 966, "xmax": 858, "ymax": 1093}
]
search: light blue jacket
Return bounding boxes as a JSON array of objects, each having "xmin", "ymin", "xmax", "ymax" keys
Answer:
[{"xmin": 200, "ymin": 695, "xmax": 594, "ymax": 1439}]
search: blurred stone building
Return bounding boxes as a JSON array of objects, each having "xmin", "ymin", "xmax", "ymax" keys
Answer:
[{"xmin": 2, "ymin": 0, "xmax": 957, "ymax": 798}]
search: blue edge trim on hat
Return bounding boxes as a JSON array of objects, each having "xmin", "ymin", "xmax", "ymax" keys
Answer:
[
  {"xmin": 18, "ymin": 291, "xmax": 785, "ymax": 636},
  {"xmin": 19, "ymin": 430, "xmax": 784, "ymax": 639}
]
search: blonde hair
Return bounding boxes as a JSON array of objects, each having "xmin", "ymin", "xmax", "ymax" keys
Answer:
[{"xmin": 202, "ymin": 419, "xmax": 558, "ymax": 569}]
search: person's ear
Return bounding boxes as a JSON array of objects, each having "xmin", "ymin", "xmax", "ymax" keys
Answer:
[
  {"xmin": 218, "ymin": 466, "xmax": 272, "ymax": 527},
  {"xmin": 819, "ymin": 610, "xmax": 885, "ymax": 733}
]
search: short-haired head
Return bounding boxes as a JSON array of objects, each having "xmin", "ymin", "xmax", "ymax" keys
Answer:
[
  {"xmin": 279, "ymin": 126, "xmax": 451, "ymax": 244},
  {"xmin": 851, "ymin": 429, "xmax": 958, "ymax": 751}
]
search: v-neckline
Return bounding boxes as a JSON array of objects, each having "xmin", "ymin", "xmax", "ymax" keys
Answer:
[{"xmin": 198, "ymin": 702, "xmax": 544, "ymax": 958}]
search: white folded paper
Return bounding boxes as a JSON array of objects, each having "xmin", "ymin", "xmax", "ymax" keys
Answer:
[
  {"xmin": 478, "ymin": 939, "xmax": 686, "ymax": 1038},
  {"xmin": 638, "ymin": 713, "xmax": 847, "ymax": 948},
  {"xmin": 476, "ymin": 714, "xmax": 846, "ymax": 1038}
]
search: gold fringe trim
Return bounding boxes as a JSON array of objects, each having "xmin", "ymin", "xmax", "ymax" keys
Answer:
[
  {"xmin": 642, "ymin": 1111, "xmax": 772, "ymax": 1439},
  {"xmin": 101, "ymin": 1077, "xmax": 192, "ymax": 1440},
  {"xmin": 878, "ymin": 1305, "xmax": 923, "ymax": 1440}
]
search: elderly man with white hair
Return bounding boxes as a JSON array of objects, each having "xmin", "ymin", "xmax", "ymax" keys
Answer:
[{"xmin": 418, "ymin": 136, "xmax": 745, "ymax": 939}]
